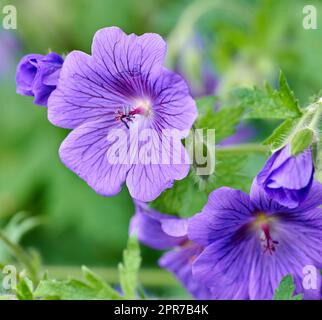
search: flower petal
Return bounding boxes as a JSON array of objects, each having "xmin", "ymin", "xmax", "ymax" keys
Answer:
[
  {"xmin": 188, "ymin": 187, "xmax": 254, "ymax": 247},
  {"xmin": 250, "ymin": 178, "xmax": 287, "ymax": 213},
  {"xmin": 289, "ymin": 181, "xmax": 322, "ymax": 213},
  {"xmin": 126, "ymin": 161, "xmax": 189, "ymax": 202},
  {"xmin": 59, "ymin": 118, "xmax": 131, "ymax": 196},
  {"xmin": 152, "ymin": 68, "xmax": 197, "ymax": 133},
  {"xmin": 48, "ymin": 50, "xmax": 129, "ymax": 129},
  {"xmin": 92, "ymin": 26, "xmax": 166, "ymax": 79},
  {"xmin": 129, "ymin": 201, "xmax": 187, "ymax": 250},
  {"xmin": 159, "ymin": 244, "xmax": 212, "ymax": 299},
  {"xmin": 249, "ymin": 208, "xmax": 322, "ymax": 299}
]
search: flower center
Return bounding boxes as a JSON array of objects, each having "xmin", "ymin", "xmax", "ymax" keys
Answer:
[
  {"xmin": 253, "ymin": 213, "xmax": 278, "ymax": 255},
  {"xmin": 115, "ymin": 98, "xmax": 152, "ymax": 129}
]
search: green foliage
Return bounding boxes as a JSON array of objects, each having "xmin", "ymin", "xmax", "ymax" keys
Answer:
[
  {"xmin": 33, "ymin": 236, "xmax": 141, "ymax": 300},
  {"xmin": 235, "ymin": 72, "xmax": 302, "ymax": 120},
  {"xmin": 118, "ymin": 236, "xmax": 142, "ymax": 300},
  {"xmin": 151, "ymin": 151, "xmax": 251, "ymax": 218},
  {"xmin": 290, "ymin": 128, "xmax": 314, "ymax": 156},
  {"xmin": 263, "ymin": 119, "xmax": 298, "ymax": 150},
  {"xmin": 273, "ymin": 275, "xmax": 303, "ymax": 300},
  {"xmin": 34, "ymin": 271, "xmax": 123, "ymax": 300},
  {"xmin": 16, "ymin": 276, "xmax": 34, "ymax": 300},
  {"xmin": 195, "ymin": 96, "xmax": 245, "ymax": 142},
  {"xmin": 150, "ymin": 173, "xmax": 208, "ymax": 217}
]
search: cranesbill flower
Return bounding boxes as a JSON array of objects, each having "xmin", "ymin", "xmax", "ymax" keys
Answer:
[
  {"xmin": 257, "ymin": 144, "xmax": 314, "ymax": 208},
  {"xmin": 47, "ymin": 27, "xmax": 197, "ymax": 201},
  {"xmin": 16, "ymin": 52, "xmax": 64, "ymax": 106},
  {"xmin": 188, "ymin": 179, "xmax": 322, "ymax": 300},
  {"xmin": 130, "ymin": 201, "xmax": 212, "ymax": 299}
]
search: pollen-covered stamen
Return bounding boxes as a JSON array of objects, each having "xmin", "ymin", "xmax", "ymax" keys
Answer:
[{"xmin": 260, "ymin": 223, "xmax": 278, "ymax": 255}]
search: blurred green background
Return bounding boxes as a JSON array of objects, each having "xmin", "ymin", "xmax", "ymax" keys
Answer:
[{"xmin": 1, "ymin": 0, "xmax": 322, "ymax": 297}]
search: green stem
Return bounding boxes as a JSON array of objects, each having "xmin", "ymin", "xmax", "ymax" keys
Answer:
[
  {"xmin": 216, "ymin": 143, "xmax": 269, "ymax": 155},
  {"xmin": 43, "ymin": 266, "xmax": 179, "ymax": 288},
  {"xmin": 0, "ymin": 231, "xmax": 38, "ymax": 283}
]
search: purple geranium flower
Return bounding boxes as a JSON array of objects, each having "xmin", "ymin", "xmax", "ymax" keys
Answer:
[
  {"xmin": 257, "ymin": 144, "xmax": 314, "ymax": 208},
  {"xmin": 130, "ymin": 201, "xmax": 212, "ymax": 299},
  {"xmin": 188, "ymin": 178, "xmax": 322, "ymax": 300},
  {"xmin": 47, "ymin": 27, "xmax": 197, "ymax": 201},
  {"xmin": 16, "ymin": 52, "xmax": 64, "ymax": 106}
]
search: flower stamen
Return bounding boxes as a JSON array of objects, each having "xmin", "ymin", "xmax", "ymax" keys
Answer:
[
  {"xmin": 253, "ymin": 213, "xmax": 278, "ymax": 255},
  {"xmin": 260, "ymin": 223, "xmax": 278, "ymax": 255}
]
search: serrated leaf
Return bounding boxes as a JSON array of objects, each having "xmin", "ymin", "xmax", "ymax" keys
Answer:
[
  {"xmin": 278, "ymin": 71, "xmax": 302, "ymax": 115},
  {"xmin": 34, "ymin": 267, "xmax": 123, "ymax": 300},
  {"xmin": 290, "ymin": 128, "xmax": 314, "ymax": 155},
  {"xmin": 273, "ymin": 275, "xmax": 303, "ymax": 300},
  {"xmin": 263, "ymin": 118, "xmax": 298, "ymax": 150},
  {"xmin": 35, "ymin": 279, "xmax": 103, "ymax": 300},
  {"xmin": 118, "ymin": 236, "xmax": 141, "ymax": 300},
  {"xmin": 235, "ymin": 72, "xmax": 302, "ymax": 120},
  {"xmin": 16, "ymin": 276, "xmax": 34, "ymax": 300},
  {"xmin": 81, "ymin": 266, "xmax": 122, "ymax": 299},
  {"xmin": 195, "ymin": 96, "xmax": 245, "ymax": 142}
]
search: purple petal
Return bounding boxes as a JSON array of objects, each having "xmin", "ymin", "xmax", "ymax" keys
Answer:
[
  {"xmin": 191, "ymin": 240, "xmax": 254, "ymax": 299},
  {"xmin": 249, "ymin": 208, "xmax": 322, "ymax": 299},
  {"xmin": 126, "ymin": 161, "xmax": 189, "ymax": 202},
  {"xmin": 48, "ymin": 51, "xmax": 126, "ymax": 129},
  {"xmin": 188, "ymin": 187, "xmax": 254, "ymax": 247},
  {"xmin": 289, "ymin": 181, "xmax": 322, "ymax": 213},
  {"xmin": 161, "ymin": 218, "xmax": 188, "ymax": 238},
  {"xmin": 92, "ymin": 26, "xmax": 166, "ymax": 79},
  {"xmin": 16, "ymin": 54, "xmax": 43, "ymax": 96},
  {"xmin": 159, "ymin": 244, "xmax": 212, "ymax": 299},
  {"xmin": 152, "ymin": 68, "xmax": 197, "ymax": 133},
  {"xmin": 250, "ymin": 178, "xmax": 287, "ymax": 213},
  {"xmin": 59, "ymin": 118, "xmax": 131, "ymax": 196},
  {"xmin": 257, "ymin": 145, "xmax": 314, "ymax": 208},
  {"xmin": 130, "ymin": 201, "xmax": 187, "ymax": 250}
]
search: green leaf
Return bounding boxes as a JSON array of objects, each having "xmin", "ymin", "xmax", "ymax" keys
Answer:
[
  {"xmin": 290, "ymin": 128, "xmax": 314, "ymax": 155},
  {"xmin": 81, "ymin": 266, "xmax": 122, "ymax": 299},
  {"xmin": 235, "ymin": 72, "xmax": 302, "ymax": 120},
  {"xmin": 273, "ymin": 275, "xmax": 303, "ymax": 300},
  {"xmin": 150, "ymin": 173, "xmax": 208, "ymax": 217},
  {"xmin": 35, "ymin": 278, "xmax": 104, "ymax": 300},
  {"xmin": 263, "ymin": 118, "xmax": 298, "ymax": 150},
  {"xmin": 195, "ymin": 96, "xmax": 245, "ymax": 142},
  {"xmin": 118, "ymin": 236, "xmax": 141, "ymax": 299},
  {"xmin": 34, "ymin": 267, "xmax": 123, "ymax": 300},
  {"xmin": 150, "ymin": 151, "xmax": 252, "ymax": 218},
  {"xmin": 16, "ymin": 276, "xmax": 34, "ymax": 300},
  {"xmin": 278, "ymin": 71, "xmax": 302, "ymax": 116}
]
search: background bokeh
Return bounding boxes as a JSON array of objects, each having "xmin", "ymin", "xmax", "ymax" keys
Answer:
[{"xmin": 1, "ymin": 0, "xmax": 322, "ymax": 297}]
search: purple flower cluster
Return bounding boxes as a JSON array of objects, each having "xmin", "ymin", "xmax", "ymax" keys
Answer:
[
  {"xmin": 16, "ymin": 25, "xmax": 322, "ymax": 300},
  {"xmin": 133, "ymin": 174, "xmax": 322, "ymax": 300}
]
